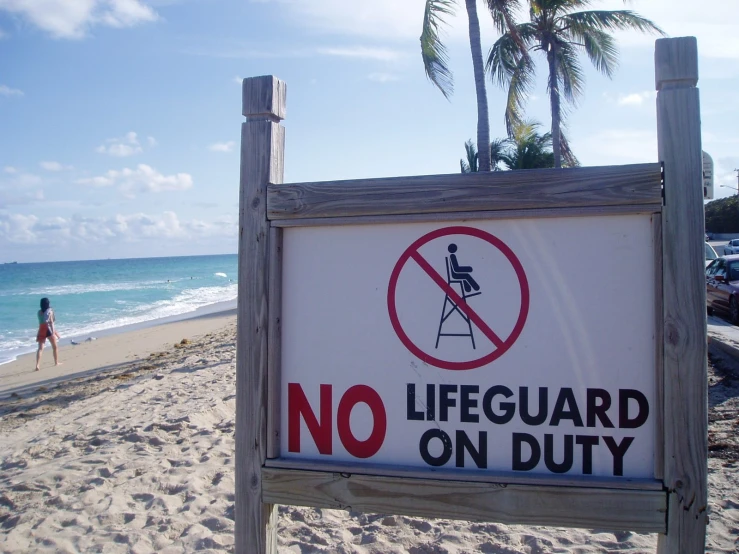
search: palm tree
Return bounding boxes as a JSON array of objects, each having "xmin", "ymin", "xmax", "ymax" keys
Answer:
[
  {"xmin": 501, "ymin": 121, "xmax": 555, "ymax": 169},
  {"xmin": 460, "ymin": 139, "xmax": 479, "ymax": 173},
  {"xmin": 487, "ymin": 0, "xmax": 664, "ymax": 167},
  {"xmin": 461, "ymin": 121, "xmax": 555, "ymax": 172},
  {"xmin": 422, "ymin": 0, "xmax": 523, "ymax": 172},
  {"xmin": 489, "ymin": 138, "xmax": 509, "ymax": 171}
]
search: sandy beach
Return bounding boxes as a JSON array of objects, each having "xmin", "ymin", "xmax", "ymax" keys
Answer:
[
  {"xmin": 1, "ymin": 315, "xmax": 738, "ymax": 553},
  {"xmin": 0, "ymin": 310, "xmax": 237, "ymax": 400}
]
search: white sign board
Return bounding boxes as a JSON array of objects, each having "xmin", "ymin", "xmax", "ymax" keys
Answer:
[
  {"xmin": 280, "ymin": 215, "xmax": 656, "ymax": 479},
  {"xmin": 703, "ymin": 151, "xmax": 714, "ymax": 200}
]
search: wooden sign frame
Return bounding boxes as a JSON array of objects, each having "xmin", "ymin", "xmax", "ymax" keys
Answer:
[{"xmin": 235, "ymin": 37, "xmax": 707, "ymax": 554}]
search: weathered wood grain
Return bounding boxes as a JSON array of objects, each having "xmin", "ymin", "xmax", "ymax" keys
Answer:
[
  {"xmin": 654, "ymin": 37, "xmax": 708, "ymax": 553},
  {"xmin": 265, "ymin": 458, "xmax": 664, "ymax": 490},
  {"xmin": 271, "ymin": 203, "xmax": 661, "ymax": 228},
  {"xmin": 236, "ymin": 75, "xmax": 285, "ymax": 554},
  {"xmin": 266, "ymin": 225, "xmax": 283, "ymax": 460},
  {"xmin": 242, "ymin": 75, "xmax": 287, "ymax": 122},
  {"xmin": 267, "ymin": 163, "xmax": 661, "ymax": 220},
  {"xmin": 262, "ymin": 467, "xmax": 667, "ymax": 533},
  {"xmin": 655, "ymin": 37, "xmax": 698, "ymax": 90},
  {"xmin": 652, "ymin": 213, "xmax": 664, "ymax": 482}
]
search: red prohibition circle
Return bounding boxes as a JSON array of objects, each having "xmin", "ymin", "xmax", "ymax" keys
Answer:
[{"xmin": 387, "ymin": 226, "xmax": 529, "ymax": 371}]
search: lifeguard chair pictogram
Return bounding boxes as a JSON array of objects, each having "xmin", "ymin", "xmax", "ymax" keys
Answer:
[{"xmin": 435, "ymin": 243, "xmax": 481, "ymax": 349}]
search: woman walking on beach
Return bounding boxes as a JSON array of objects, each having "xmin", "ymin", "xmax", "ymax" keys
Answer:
[{"xmin": 36, "ymin": 297, "xmax": 61, "ymax": 371}]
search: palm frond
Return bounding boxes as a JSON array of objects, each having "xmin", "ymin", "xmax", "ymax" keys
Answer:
[
  {"xmin": 567, "ymin": 26, "xmax": 618, "ymax": 77},
  {"xmin": 496, "ymin": 120, "xmax": 555, "ymax": 170},
  {"xmin": 491, "ymin": 2, "xmax": 660, "ymax": 169},
  {"xmin": 536, "ymin": 131, "xmax": 553, "ymax": 150},
  {"xmin": 485, "ymin": 0, "xmax": 533, "ymax": 63},
  {"xmin": 487, "ymin": 25, "xmax": 536, "ymax": 136},
  {"xmin": 558, "ymin": 10, "xmax": 665, "ymax": 36},
  {"xmin": 509, "ymin": 143, "xmax": 554, "ymax": 169},
  {"xmin": 555, "ymin": 41, "xmax": 585, "ymax": 104},
  {"xmin": 511, "ymin": 120, "xmax": 535, "ymax": 143},
  {"xmin": 421, "ymin": 0, "xmax": 458, "ymax": 99},
  {"xmin": 505, "ymin": 54, "xmax": 536, "ymax": 136},
  {"xmin": 557, "ymin": 0, "xmax": 594, "ymax": 9},
  {"xmin": 512, "ymin": 119, "xmax": 552, "ymax": 148},
  {"xmin": 489, "ymin": 138, "xmax": 509, "ymax": 171},
  {"xmin": 486, "ymin": 25, "xmax": 535, "ymax": 88},
  {"xmin": 461, "ymin": 139, "xmax": 479, "ymax": 173},
  {"xmin": 536, "ymin": 0, "xmax": 591, "ymax": 16},
  {"xmin": 485, "ymin": 0, "xmax": 522, "ymax": 34},
  {"xmin": 559, "ymin": 130, "xmax": 580, "ymax": 167}
]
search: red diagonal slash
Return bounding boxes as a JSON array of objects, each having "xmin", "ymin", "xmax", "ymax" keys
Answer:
[{"xmin": 409, "ymin": 250, "xmax": 505, "ymax": 349}]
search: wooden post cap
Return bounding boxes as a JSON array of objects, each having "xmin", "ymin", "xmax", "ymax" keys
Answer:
[
  {"xmin": 655, "ymin": 37, "xmax": 698, "ymax": 90},
  {"xmin": 242, "ymin": 75, "xmax": 287, "ymax": 121}
]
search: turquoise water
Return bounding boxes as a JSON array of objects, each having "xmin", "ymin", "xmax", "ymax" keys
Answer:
[{"xmin": 0, "ymin": 255, "xmax": 238, "ymax": 365}]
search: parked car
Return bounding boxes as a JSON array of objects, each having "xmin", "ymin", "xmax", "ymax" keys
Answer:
[
  {"xmin": 706, "ymin": 242, "xmax": 718, "ymax": 267},
  {"xmin": 706, "ymin": 254, "xmax": 739, "ymax": 324},
  {"xmin": 724, "ymin": 239, "xmax": 739, "ymax": 255}
]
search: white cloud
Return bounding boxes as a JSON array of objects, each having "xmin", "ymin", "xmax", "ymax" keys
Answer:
[
  {"xmin": 576, "ymin": 129, "xmax": 657, "ymax": 165},
  {"xmin": 96, "ymin": 0, "xmax": 156, "ymax": 28},
  {"xmin": 254, "ymin": 0, "xmax": 737, "ymax": 62},
  {"xmin": 40, "ymin": 161, "xmax": 73, "ymax": 171},
  {"xmin": 233, "ymin": 76, "xmax": 243, "ymax": 85},
  {"xmin": 0, "ymin": 189, "xmax": 44, "ymax": 207},
  {"xmin": 16, "ymin": 173, "xmax": 42, "ymax": 186},
  {"xmin": 317, "ymin": 46, "xmax": 401, "ymax": 62},
  {"xmin": 595, "ymin": 0, "xmax": 738, "ymax": 61},
  {"xmin": 208, "ymin": 141, "xmax": 235, "ymax": 153},
  {"xmin": 77, "ymin": 164, "xmax": 194, "ymax": 197},
  {"xmin": 368, "ymin": 72, "xmax": 399, "ymax": 83},
  {"xmin": 4, "ymin": 166, "xmax": 17, "ymax": 173},
  {"xmin": 0, "ymin": 84, "xmax": 23, "ymax": 96},
  {"xmin": 101, "ymin": 211, "xmax": 187, "ymax": 240},
  {"xmin": 191, "ymin": 43, "xmax": 407, "ymax": 61},
  {"xmin": 0, "ymin": 213, "xmax": 39, "ymax": 243},
  {"xmin": 147, "ymin": 136, "xmax": 158, "ymax": 147},
  {"xmin": 0, "ymin": 28, "xmax": 7, "ymax": 39},
  {"xmin": 96, "ymin": 131, "xmax": 143, "ymax": 157},
  {"xmin": 703, "ymin": 133, "xmax": 739, "ymax": 152},
  {"xmin": 0, "ymin": 172, "xmax": 44, "ymax": 206},
  {"xmin": 255, "ymin": 0, "xmax": 432, "ymax": 41},
  {"xmin": 252, "ymin": 0, "xmax": 734, "ymax": 62},
  {"xmin": 0, "ymin": 210, "xmax": 237, "ymax": 247},
  {"xmin": 182, "ymin": 43, "xmax": 303, "ymax": 59},
  {"xmin": 617, "ymin": 91, "xmax": 656, "ymax": 107},
  {"xmin": 0, "ymin": 172, "xmax": 42, "ymax": 188},
  {"xmin": 0, "ymin": 0, "xmax": 158, "ymax": 39},
  {"xmin": 712, "ymin": 156, "xmax": 739, "ymax": 199}
]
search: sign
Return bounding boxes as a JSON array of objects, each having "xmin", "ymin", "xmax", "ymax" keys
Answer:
[
  {"xmin": 241, "ymin": 45, "xmax": 708, "ymax": 551},
  {"xmin": 387, "ymin": 226, "xmax": 530, "ymax": 370},
  {"xmin": 280, "ymin": 216, "xmax": 656, "ymax": 478},
  {"xmin": 703, "ymin": 151, "xmax": 714, "ymax": 200}
]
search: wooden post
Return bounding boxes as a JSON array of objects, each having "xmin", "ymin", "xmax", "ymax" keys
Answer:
[
  {"xmin": 236, "ymin": 75, "xmax": 286, "ymax": 554},
  {"xmin": 655, "ymin": 37, "xmax": 707, "ymax": 553}
]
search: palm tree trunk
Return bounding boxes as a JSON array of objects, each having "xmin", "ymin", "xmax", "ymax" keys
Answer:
[
  {"xmin": 547, "ymin": 46, "xmax": 562, "ymax": 168},
  {"xmin": 465, "ymin": 0, "xmax": 491, "ymax": 172}
]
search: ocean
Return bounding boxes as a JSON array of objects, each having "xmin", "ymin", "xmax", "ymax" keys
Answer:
[{"xmin": 0, "ymin": 254, "xmax": 238, "ymax": 365}]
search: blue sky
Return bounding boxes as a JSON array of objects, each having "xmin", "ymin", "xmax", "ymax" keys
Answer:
[{"xmin": 0, "ymin": 0, "xmax": 737, "ymax": 263}]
